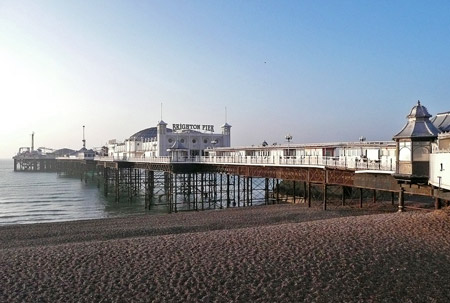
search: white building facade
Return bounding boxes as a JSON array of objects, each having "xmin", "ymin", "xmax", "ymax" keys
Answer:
[{"xmin": 107, "ymin": 121, "xmax": 231, "ymax": 160}]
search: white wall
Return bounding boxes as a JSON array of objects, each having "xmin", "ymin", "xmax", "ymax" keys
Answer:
[{"xmin": 430, "ymin": 153, "xmax": 450, "ymax": 190}]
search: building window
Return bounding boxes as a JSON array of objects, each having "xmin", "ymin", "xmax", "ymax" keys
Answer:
[
  {"xmin": 180, "ymin": 139, "xmax": 185, "ymax": 143},
  {"xmin": 168, "ymin": 138, "xmax": 173, "ymax": 143},
  {"xmin": 203, "ymin": 139, "xmax": 208, "ymax": 144},
  {"xmin": 192, "ymin": 139, "xmax": 197, "ymax": 144}
]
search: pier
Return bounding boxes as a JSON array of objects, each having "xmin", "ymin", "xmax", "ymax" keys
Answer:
[{"xmin": 12, "ymin": 102, "xmax": 450, "ymax": 212}]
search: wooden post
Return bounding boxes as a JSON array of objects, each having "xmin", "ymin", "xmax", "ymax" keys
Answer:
[
  {"xmin": 237, "ymin": 175, "xmax": 241, "ymax": 207},
  {"xmin": 264, "ymin": 178, "xmax": 269, "ymax": 204},
  {"xmin": 226, "ymin": 174, "xmax": 230, "ymax": 208},
  {"xmin": 293, "ymin": 181, "xmax": 296, "ymax": 204},
  {"xmin": 391, "ymin": 192, "xmax": 395, "ymax": 205},
  {"xmin": 149, "ymin": 170, "xmax": 154, "ymax": 210},
  {"xmin": 303, "ymin": 181, "xmax": 307, "ymax": 204},
  {"xmin": 247, "ymin": 177, "xmax": 251, "ymax": 206},
  {"xmin": 115, "ymin": 168, "xmax": 120, "ymax": 203},
  {"xmin": 342, "ymin": 186, "xmax": 346, "ymax": 206},
  {"xmin": 232, "ymin": 175, "xmax": 236, "ymax": 207},
  {"xmin": 359, "ymin": 188, "xmax": 363, "ymax": 208},
  {"xmin": 220, "ymin": 174, "xmax": 223, "ymax": 209},
  {"xmin": 276, "ymin": 179, "xmax": 280, "ymax": 203},
  {"xmin": 213, "ymin": 173, "xmax": 217, "ymax": 209},
  {"xmin": 128, "ymin": 168, "xmax": 132, "ymax": 203},
  {"xmin": 194, "ymin": 173, "xmax": 198, "ymax": 211},
  {"xmin": 373, "ymin": 190, "xmax": 376, "ymax": 203},
  {"xmin": 323, "ymin": 184, "xmax": 327, "ymax": 211},
  {"xmin": 435, "ymin": 197, "xmax": 442, "ymax": 210},
  {"xmin": 174, "ymin": 173, "xmax": 178, "ymax": 213},
  {"xmin": 201, "ymin": 173, "xmax": 204, "ymax": 210},
  {"xmin": 104, "ymin": 167, "xmax": 109, "ymax": 197},
  {"xmin": 398, "ymin": 188, "xmax": 405, "ymax": 212},
  {"xmin": 247, "ymin": 177, "xmax": 253, "ymax": 206},
  {"xmin": 307, "ymin": 182, "xmax": 311, "ymax": 208}
]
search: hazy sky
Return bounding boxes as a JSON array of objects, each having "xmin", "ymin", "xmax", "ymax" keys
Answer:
[{"xmin": 1, "ymin": 0, "xmax": 450, "ymax": 158}]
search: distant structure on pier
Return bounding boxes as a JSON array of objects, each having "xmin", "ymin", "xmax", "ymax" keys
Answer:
[{"xmin": 106, "ymin": 121, "xmax": 232, "ymax": 159}]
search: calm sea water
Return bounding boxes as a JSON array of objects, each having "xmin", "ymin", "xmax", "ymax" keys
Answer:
[{"xmin": 0, "ymin": 159, "xmax": 147, "ymax": 225}]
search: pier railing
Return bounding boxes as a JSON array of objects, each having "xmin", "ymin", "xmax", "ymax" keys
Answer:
[{"xmin": 93, "ymin": 155, "xmax": 396, "ymax": 172}]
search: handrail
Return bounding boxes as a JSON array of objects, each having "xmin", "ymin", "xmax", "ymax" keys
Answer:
[{"xmin": 92, "ymin": 155, "xmax": 396, "ymax": 172}]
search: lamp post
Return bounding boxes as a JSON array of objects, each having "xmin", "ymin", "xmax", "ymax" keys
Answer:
[{"xmin": 285, "ymin": 134, "xmax": 292, "ymax": 160}]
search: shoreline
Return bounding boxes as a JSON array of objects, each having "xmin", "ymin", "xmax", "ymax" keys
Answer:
[{"xmin": 1, "ymin": 204, "xmax": 449, "ymax": 302}]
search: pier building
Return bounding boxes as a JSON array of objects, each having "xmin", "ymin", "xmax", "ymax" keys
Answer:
[{"xmin": 106, "ymin": 121, "xmax": 232, "ymax": 160}]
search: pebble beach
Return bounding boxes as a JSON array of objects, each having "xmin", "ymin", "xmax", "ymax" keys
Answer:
[{"xmin": 1, "ymin": 204, "xmax": 450, "ymax": 302}]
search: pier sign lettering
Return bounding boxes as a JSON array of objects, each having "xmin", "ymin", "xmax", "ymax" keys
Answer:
[{"xmin": 172, "ymin": 124, "xmax": 214, "ymax": 132}]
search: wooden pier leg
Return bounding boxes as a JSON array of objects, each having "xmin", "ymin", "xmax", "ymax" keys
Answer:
[
  {"xmin": 194, "ymin": 173, "xmax": 198, "ymax": 211},
  {"xmin": 342, "ymin": 186, "xmax": 346, "ymax": 206},
  {"xmin": 303, "ymin": 182, "xmax": 307, "ymax": 204},
  {"xmin": 115, "ymin": 169, "xmax": 120, "ymax": 203},
  {"xmin": 323, "ymin": 184, "xmax": 327, "ymax": 211},
  {"xmin": 237, "ymin": 175, "xmax": 241, "ymax": 207},
  {"xmin": 220, "ymin": 174, "xmax": 223, "ymax": 209},
  {"xmin": 391, "ymin": 192, "xmax": 395, "ymax": 205},
  {"xmin": 435, "ymin": 197, "xmax": 442, "ymax": 210},
  {"xmin": 247, "ymin": 177, "xmax": 253, "ymax": 206},
  {"xmin": 201, "ymin": 173, "xmax": 204, "ymax": 210},
  {"xmin": 264, "ymin": 178, "xmax": 269, "ymax": 205},
  {"xmin": 373, "ymin": 190, "xmax": 377, "ymax": 203},
  {"xmin": 247, "ymin": 177, "xmax": 252, "ymax": 206},
  {"xmin": 104, "ymin": 167, "xmax": 109, "ymax": 197},
  {"xmin": 187, "ymin": 174, "xmax": 191, "ymax": 210},
  {"xmin": 293, "ymin": 181, "xmax": 296, "ymax": 204},
  {"xmin": 149, "ymin": 170, "xmax": 154, "ymax": 210},
  {"xmin": 232, "ymin": 175, "xmax": 236, "ymax": 207},
  {"xmin": 128, "ymin": 168, "xmax": 132, "ymax": 203},
  {"xmin": 226, "ymin": 174, "xmax": 231, "ymax": 208},
  {"xmin": 398, "ymin": 189, "xmax": 405, "ymax": 212},
  {"xmin": 144, "ymin": 171, "xmax": 148, "ymax": 210},
  {"xmin": 359, "ymin": 188, "xmax": 363, "ymax": 208},
  {"xmin": 307, "ymin": 182, "xmax": 311, "ymax": 208},
  {"xmin": 174, "ymin": 173, "xmax": 178, "ymax": 213},
  {"xmin": 213, "ymin": 173, "xmax": 217, "ymax": 209},
  {"xmin": 276, "ymin": 179, "xmax": 280, "ymax": 204},
  {"xmin": 272, "ymin": 179, "xmax": 276, "ymax": 202}
]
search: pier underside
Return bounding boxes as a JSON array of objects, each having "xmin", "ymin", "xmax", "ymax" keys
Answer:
[{"xmin": 20, "ymin": 159, "xmax": 441, "ymax": 213}]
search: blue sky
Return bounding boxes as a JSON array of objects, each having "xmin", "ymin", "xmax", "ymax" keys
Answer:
[{"xmin": 1, "ymin": 0, "xmax": 450, "ymax": 157}]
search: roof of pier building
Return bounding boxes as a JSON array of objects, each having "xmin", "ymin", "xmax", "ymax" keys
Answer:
[
  {"xmin": 432, "ymin": 111, "xmax": 450, "ymax": 133},
  {"xmin": 167, "ymin": 140, "xmax": 188, "ymax": 150},
  {"xmin": 129, "ymin": 127, "xmax": 173, "ymax": 141},
  {"xmin": 393, "ymin": 101, "xmax": 440, "ymax": 139},
  {"xmin": 129, "ymin": 126, "xmax": 213, "ymax": 141}
]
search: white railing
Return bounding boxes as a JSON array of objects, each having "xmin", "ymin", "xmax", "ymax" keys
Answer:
[{"xmin": 93, "ymin": 155, "xmax": 396, "ymax": 172}]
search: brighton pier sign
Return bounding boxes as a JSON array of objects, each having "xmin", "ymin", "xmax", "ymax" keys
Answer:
[{"xmin": 172, "ymin": 123, "xmax": 214, "ymax": 132}]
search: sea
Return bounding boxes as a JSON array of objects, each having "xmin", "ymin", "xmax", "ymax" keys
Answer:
[{"xmin": 0, "ymin": 159, "xmax": 148, "ymax": 225}]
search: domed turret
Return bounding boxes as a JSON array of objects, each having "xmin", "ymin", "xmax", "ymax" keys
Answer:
[
  {"xmin": 393, "ymin": 101, "xmax": 438, "ymax": 183},
  {"xmin": 407, "ymin": 101, "xmax": 432, "ymax": 119},
  {"xmin": 393, "ymin": 101, "xmax": 439, "ymax": 139}
]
